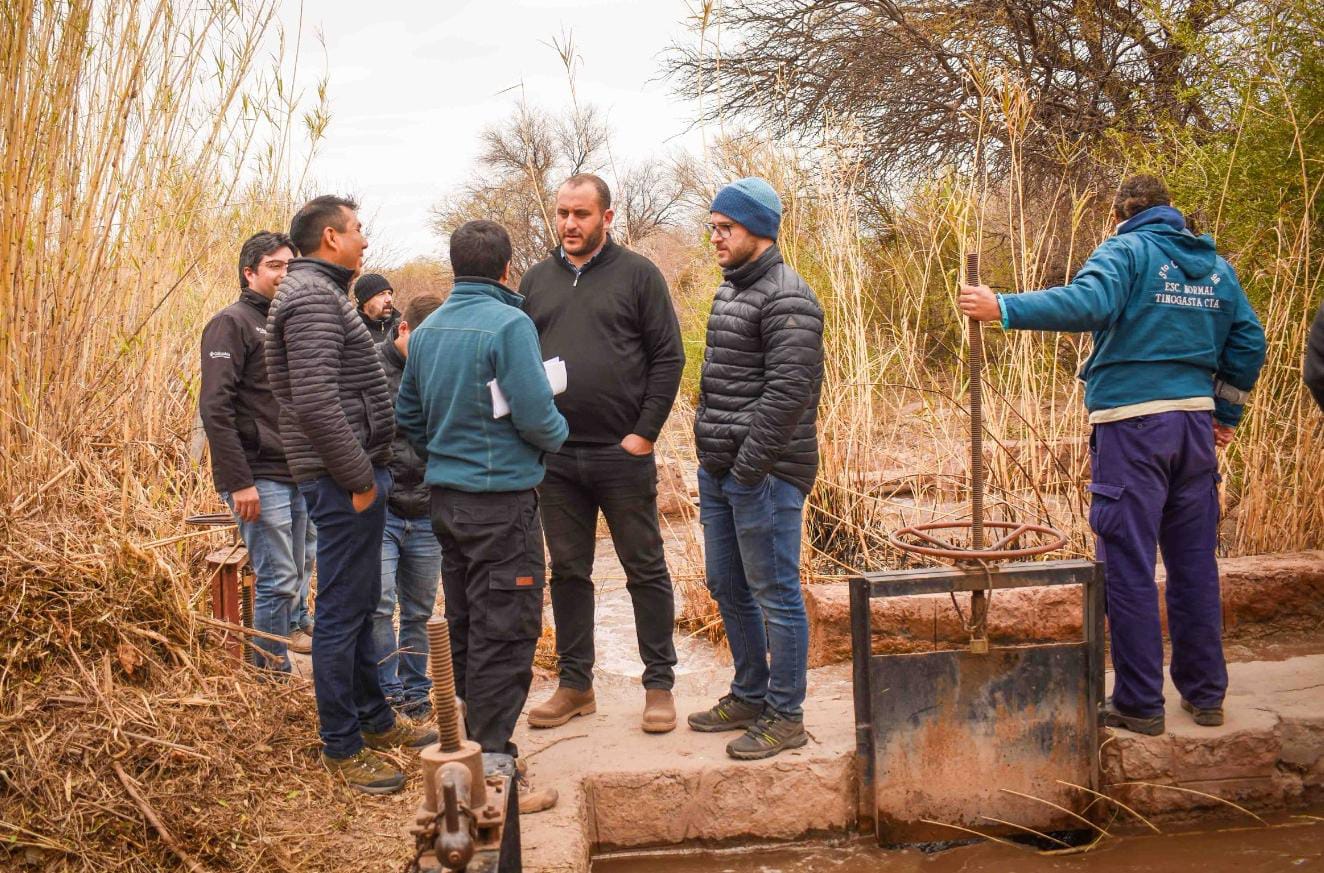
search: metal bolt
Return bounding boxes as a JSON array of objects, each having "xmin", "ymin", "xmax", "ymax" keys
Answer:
[{"xmin": 426, "ymin": 617, "xmax": 462, "ymax": 753}]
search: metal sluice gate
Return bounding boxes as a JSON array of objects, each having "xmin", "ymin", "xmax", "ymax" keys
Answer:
[{"xmin": 849, "ymin": 252, "xmax": 1106, "ymax": 845}]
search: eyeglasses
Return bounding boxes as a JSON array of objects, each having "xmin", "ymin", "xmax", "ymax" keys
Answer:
[
  {"xmin": 705, "ymin": 222, "xmax": 736, "ymax": 240},
  {"xmin": 260, "ymin": 259, "xmax": 290, "ymax": 271}
]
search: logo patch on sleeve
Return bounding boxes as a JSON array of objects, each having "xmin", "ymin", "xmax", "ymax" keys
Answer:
[{"xmin": 516, "ymin": 576, "xmax": 535, "ymax": 587}]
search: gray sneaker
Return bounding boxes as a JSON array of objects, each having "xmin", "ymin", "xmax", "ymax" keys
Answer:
[
  {"xmin": 687, "ymin": 694, "xmax": 764, "ymax": 733},
  {"xmin": 726, "ymin": 710, "xmax": 808, "ymax": 760}
]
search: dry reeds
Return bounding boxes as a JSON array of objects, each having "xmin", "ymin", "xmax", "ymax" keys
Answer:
[{"xmin": 0, "ymin": 2, "xmax": 362, "ymax": 870}]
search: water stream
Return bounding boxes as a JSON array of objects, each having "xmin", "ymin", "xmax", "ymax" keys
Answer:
[{"xmin": 593, "ymin": 812, "xmax": 1323, "ymax": 873}]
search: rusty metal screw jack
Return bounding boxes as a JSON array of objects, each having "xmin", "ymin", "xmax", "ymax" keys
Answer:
[{"xmin": 427, "ymin": 618, "xmax": 463, "ymax": 752}]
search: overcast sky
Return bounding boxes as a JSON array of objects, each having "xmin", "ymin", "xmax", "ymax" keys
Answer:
[{"xmin": 287, "ymin": 0, "xmax": 708, "ymax": 264}]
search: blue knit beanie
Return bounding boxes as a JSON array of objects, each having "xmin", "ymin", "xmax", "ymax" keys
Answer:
[{"xmin": 710, "ymin": 177, "xmax": 782, "ymax": 240}]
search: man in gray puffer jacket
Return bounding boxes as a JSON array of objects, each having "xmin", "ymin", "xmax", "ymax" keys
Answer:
[
  {"xmin": 266, "ymin": 195, "xmax": 433, "ymax": 795},
  {"xmin": 688, "ymin": 177, "xmax": 824, "ymax": 761}
]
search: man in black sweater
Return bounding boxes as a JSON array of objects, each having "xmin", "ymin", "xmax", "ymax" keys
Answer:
[
  {"xmin": 200, "ymin": 231, "xmax": 315, "ymax": 669},
  {"xmin": 520, "ymin": 174, "xmax": 685, "ymax": 734},
  {"xmin": 266, "ymin": 195, "xmax": 433, "ymax": 794}
]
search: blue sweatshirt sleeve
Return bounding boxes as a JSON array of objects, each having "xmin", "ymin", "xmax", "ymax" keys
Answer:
[
  {"xmin": 1213, "ymin": 279, "xmax": 1267, "ymax": 427},
  {"xmin": 1002, "ymin": 238, "xmax": 1134, "ymax": 333},
  {"xmin": 494, "ymin": 315, "xmax": 569, "ymax": 453},
  {"xmin": 395, "ymin": 351, "xmax": 428, "ymax": 456}
]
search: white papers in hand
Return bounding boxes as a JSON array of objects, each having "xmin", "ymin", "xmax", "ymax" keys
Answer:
[{"xmin": 489, "ymin": 357, "xmax": 567, "ymax": 419}]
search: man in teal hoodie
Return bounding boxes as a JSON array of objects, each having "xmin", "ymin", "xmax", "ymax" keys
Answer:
[
  {"xmin": 396, "ymin": 220, "xmax": 568, "ymax": 762},
  {"xmin": 960, "ymin": 174, "xmax": 1265, "ymax": 736}
]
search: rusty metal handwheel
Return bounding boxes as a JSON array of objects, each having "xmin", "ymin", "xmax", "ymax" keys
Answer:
[{"xmin": 888, "ymin": 520, "xmax": 1067, "ymax": 563}]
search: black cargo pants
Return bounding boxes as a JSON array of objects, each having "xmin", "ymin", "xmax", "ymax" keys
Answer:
[{"xmin": 430, "ymin": 487, "xmax": 545, "ymax": 756}]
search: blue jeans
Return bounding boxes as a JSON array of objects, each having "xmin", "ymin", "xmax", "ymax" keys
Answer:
[
  {"xmin": 697, "ymin": 468, "xmax": 810, "ymax": 718},
  {"xmin": 1090, "ymin": 411, "xmax": 1225, "ymax": 716},
  {"xmin": 373, "ymin": 509, "xmax": 443, "ymax": 710},
  {"xmin": 223, "ymin": 479, "xmax": 316, "ymax": 673},
  {"xmin": 298, "ymin": 467, "xmax": 395, "ymax": 758}
]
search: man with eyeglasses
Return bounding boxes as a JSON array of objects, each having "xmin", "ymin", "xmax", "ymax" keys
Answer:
[
  {"xmin": 200, "ymin": 231, "xmax": 316, "ymax": 671},
  {"xmin": 689, "ymin": 178, "xmax": 824, "ymax": 760}
]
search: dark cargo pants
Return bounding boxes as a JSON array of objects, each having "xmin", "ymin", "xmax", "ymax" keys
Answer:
[
  {"xmin": 430, "ymin": 487, "xmax": 545, "ymax": 756},
  {"xmin": 1089, "ymin": 410, "xmax": 1226, "ymax": 718}
]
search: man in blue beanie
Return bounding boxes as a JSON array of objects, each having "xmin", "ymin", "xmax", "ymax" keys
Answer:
[
  {"xmin": 689, "ymin": 177, "xmax": 825, "ymax": 760},
  {"xmin": 959, "ymin": 174, "xmax": 1266, "ymax": 735}
]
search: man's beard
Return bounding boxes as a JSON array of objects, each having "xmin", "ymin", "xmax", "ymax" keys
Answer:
[{"xmin": 565, "ymin": 223, "xmax": 605, "ymax": 256}]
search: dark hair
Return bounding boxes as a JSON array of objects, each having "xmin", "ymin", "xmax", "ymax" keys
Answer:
[
  {"xmin": 560, "ymin": 173, "xmax": 612, "ymax": 211},
  {"xmin": 449, "ymin": 220, "xmax": 512, "ymax": 281},
  {"xmin": 403, "ymin": 293, "xmax": 445, "ymax": 329},
  {"xmin": 1113, "ymin": 174, "xmax": 1171, "ymax": 220},
  {"xmin": 238, "ymin": 231, "xmax": 295, "ymax": 288},
  {"xmin": 288, "ymin": 195, "xmax": 358, "ymax": 257}
]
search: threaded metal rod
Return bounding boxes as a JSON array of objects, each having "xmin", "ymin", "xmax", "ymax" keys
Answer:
[
  {"xmin": 426, "ymin": 617, "xmax": 463, "ymax": 752},
  {"xmin": 965, "ymin": 251, "xmax": 985, "ymax": 551}
]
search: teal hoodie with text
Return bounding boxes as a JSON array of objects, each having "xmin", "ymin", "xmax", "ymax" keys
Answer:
[
  {"xmin": 396, "ymin": 278, "xmax": 568, "ymax": 492},
  {"xmin": 999, "ymin": 207, "xmax": 1266, "ymax": 426}
]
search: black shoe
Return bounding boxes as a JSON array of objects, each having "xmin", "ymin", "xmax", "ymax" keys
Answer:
[
  {"xmin": 687, "ymin": 694, "xmax": 764, "ymax": 733},
  {"xmin": 1181, "ymin": 698, "xmax": 1224, "ymax": 726},
  {"xmin": 1099, "ymin": 697, "xmax": 1165, "ymax": 736},
  {"xmin": 726, "ymin": 710, "xmax": 808, "ymax": 760}
]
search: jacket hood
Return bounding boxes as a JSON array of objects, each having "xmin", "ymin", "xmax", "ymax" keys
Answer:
[{"xmin": 1118, "ymin": 206, "xmax": 1217, "ymax": 280}]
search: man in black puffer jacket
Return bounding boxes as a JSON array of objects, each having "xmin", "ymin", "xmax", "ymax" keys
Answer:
[
  {"xmin": 687, "ymin": 177, "xmax": 824, "ymax": 761},
  {"xmin": 266, "ymin": 195, "xmax": 434, "ymax": 795},
  {"xmin": 372, "ymin": 293, "xmax": 445, "ymax": 720}
]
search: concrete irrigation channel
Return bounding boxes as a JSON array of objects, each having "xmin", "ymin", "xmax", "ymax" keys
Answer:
[{"xmin": 507, "ymin": 550, "xmax": 1324, "ymax": 873}]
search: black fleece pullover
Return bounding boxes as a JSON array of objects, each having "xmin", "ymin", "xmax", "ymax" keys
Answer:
[{"xmin": 519, "ymin": 237, "xmax": 684, "ymax": 444}]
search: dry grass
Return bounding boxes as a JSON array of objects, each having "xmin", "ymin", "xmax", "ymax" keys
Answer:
[{"xmin": 0, "ymin": 3, "xmax": 366, "ymax": 870}]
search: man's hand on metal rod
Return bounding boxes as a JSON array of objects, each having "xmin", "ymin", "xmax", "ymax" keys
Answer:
[{"xmin": 958, "ymin": 284, "xmax": 1001, "ymax": 322}]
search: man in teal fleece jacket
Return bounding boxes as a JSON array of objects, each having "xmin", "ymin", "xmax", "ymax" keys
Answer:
[
  {"xmin": 960, "ymin": 174, "xmax": 1266, "ymax": 736},
  {"xmin": 396, "ymin": 220, "xmax": 568, "ymax": 770}
]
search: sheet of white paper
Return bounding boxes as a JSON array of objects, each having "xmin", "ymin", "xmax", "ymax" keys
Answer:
[{"xmin": 489, "ymin": 357, "xmax": 567, "ymax": 419}]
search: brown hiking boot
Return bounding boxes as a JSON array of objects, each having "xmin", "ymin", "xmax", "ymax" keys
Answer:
[
  {"xmin": 287, "ymin": 628, "xmax": 313, "ymax": 655},
  {"xmin": 641, "ymin": 689, "xmax": 676, "ymax": 733},
  {"xmin": 516, "ymin": 772, "xmax": 559, "ymax": 814},
  {"xmin": 362, "ymin": 716, "xmax": 438, "ymax": 751},
  {"xmin": 527, "ymin": 686, "xmax": 596, "ymax": 729},
  {"xmin": 1181, "ymin": 698, "xmax": 1225, "ymax": 726},
  {"xmin": 323, "ymin": 749, "xmax": 406, "ymax": 795}
]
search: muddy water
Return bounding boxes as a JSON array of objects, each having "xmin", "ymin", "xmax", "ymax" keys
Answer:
[{"xmin": 593, "ymin": 814, "xmax": 1324, "ymax": 873}]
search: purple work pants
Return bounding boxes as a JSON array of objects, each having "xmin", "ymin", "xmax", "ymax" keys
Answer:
[{"xmin": 1089, "ymin": 410, "xmax": 1226, "ymax": 717}]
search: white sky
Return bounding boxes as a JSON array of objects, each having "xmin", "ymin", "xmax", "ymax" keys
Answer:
[{"xmin": 288, "ymin": 0, "xmax": 708, "ymax": 264}]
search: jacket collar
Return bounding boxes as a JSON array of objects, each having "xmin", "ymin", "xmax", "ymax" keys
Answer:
[
  {"xmin": 379, "ymin": 331, "xmax": 406, "ymax": 371},
  {"xmin": 552, "ymin": 235, "xmax": 619, "ymax": 277},
  {"xmin": 287, "ymin": 257, "xmax": 355, "ymax": 292},
  {"xmin": 452, "ymin": 276, "xmax": 524, "ymax": 307},
  {"xmin": 239, "ymin": 287, "xmax": 273, "ymax": 312},
  {"xmin": 723, "ymin": 244, "xmax": 783, "ymax": 290}
]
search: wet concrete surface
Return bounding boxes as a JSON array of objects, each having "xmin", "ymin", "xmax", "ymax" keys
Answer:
[{"xmin": 593, "ymin": 812, "xmax": 1324, "ymax": 872}]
